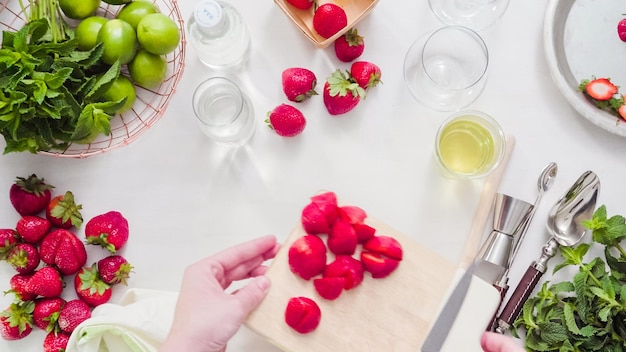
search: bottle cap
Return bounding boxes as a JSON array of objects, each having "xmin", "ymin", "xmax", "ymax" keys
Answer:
[{"xmin": 194, "ymin": 0, "xmax": 223, "ymax": 28}]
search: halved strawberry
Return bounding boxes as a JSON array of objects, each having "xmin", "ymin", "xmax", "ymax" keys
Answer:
[
  {"xmin": 310, "ymin": 192, "xmax": 339, "ymax": 225},
  {"xmin": 619, "ymin": 102, "xmax": 626, "ymax": 120},
  {"xmin": 323, "ymin": 255, "xmax": 364, "ymax": 290},
  {"xmin": 284, "ymin": 297, "xmax": 321, "ymax": 334},
  {"xmin": 313, "ymin": 277, "xmax": 345, "ymax": 300},
  {"xmin": 338, "ymin": 205, "xmax": 367, "ymax": 224},
  {"xmin": 301, "ymin": 203, "xmax": 330, "ymax": 235},
  {"xmin": 288, "ymin": 235, "xmax": 327, "ymax": 280},
  {"xmin": 327, "ymin": 219, "xmax": 358, "ymax": 255},
  {"xmin": 361, "ymin": 252, "xmax": 400, "ymax": 278},
  {"xmin": 353, "ymin": 223, "xmax": 376, "ymax": 243},
  {"xmin": 584, "ymin": 78, "xmax": 618, "ymax": 101},
  {"xmin": 363, "ymin": 236, "xmax": 403, "ymax": 261}
]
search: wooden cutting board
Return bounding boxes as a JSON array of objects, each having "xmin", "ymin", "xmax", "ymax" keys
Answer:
[
  {"xmin": 244, "ymin": 137, "xmax": 515, "ymax": 352},
  {"xmin": 245, "ymin": 218, "xmax": 457, "ymax": 351}
]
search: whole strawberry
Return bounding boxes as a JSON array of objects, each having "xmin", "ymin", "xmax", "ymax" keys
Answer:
[
  {"xmin": 33, "ymin": 297, "xmax": 66, "ymax": 331},
  {"xmin": 282, "ymin": 67, "xmax": 318, "ymax": 103},
  {"xmin": 85, "ymin": 211, "xmax": 129, "ymax": 253},
  {"xmin": 25, "ymin": 266, "xmax": 64, "ymax": 298},
  {"xmin": 285, "ymin": 0, "xmax": 313, "ymax": 10},
  {"xmin": 57, "ymin": 299, "xmax": 91, "ymax": 334},
  {"xmin": 266, "ymin": 104, "xmax": 307, "ymax": 137},
  {"xmin": 10, "ymin": 174, "xmax": 54, "ymax": 216},
  {"xmin": 97, "ymin": 255, "xmax": 133, "ymax": 285},
  {"xmin": 323, "ymin": 70, "xmax": 365, "ymax": 115},
  {"xmin": 7, "ymin": 243, "xmax": 40, "ymax": 274},
  {"xmin": 74, "ymin": 264, "xmax": 112, "ymax": 307},
  {"xmin": 350, "ymin": 61, "xmax": 382, "ymax": 90},
  {"xmin": 312, "ymin": 3, "xmax": 347, "ymax": 39},
  {"xmin": 39, "ymin": 229, "xmax": 87, "ymax": 276},
  {"xmin": 16, "ymin": 215, "xmax": 51, "ymax": 244},
  {"xmin": 8, "ymin": 273, "xmax": 37, "ymax": 301},
  {"xmin": 46, "ymin": 191, "xmax": 83, "ymax": 229},
  {"xmin": 334, "ymin": 28, "xmax": 364, "ymax": 62},
  {"xmin": 618, "ymin": 18, "xmax": 626, "ymax": 42},
  {"xmin": 0, "ymin": 229, "xmax": 19, "ymax": 260},
  {"xmin": 0, "ymin": 301, "xmax": 34, "ymax": 340},
  {"xmin": 43, "ymin": 331, "xmax": 71, "ymax": 352}
]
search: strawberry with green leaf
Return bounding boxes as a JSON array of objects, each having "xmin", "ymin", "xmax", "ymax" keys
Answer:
[
  {"xmin": 10, "ymin": 174, "xmax": 54, "ymax": 215},
  {"xmin": 97, "ymin": 255, "xmax": 133, "ymax": 285},
  {"xmin": 57, "ymin": 299, "xmax": 91, "ymax": 334},
  {"xmin": 85, "ymin": 211, "xmax": 129, "ymax": 253},
  {"xmin": 323, "ymin": 70, "xmax": 365, "ymax": 115},
  {"xmin": 7, "ymin": 243, "xmax": 40, "ymax": 275},
  {"xmin": 334, "ymin": 28, "xmax": 364, "ymax": 63},
  {"xmin": 43, "ymin": 331, "xmax": 71, "ymax": 352},
  {"xmin": 0, "ymin": 229, "xmax": 19, "ymax": 260},
  {"xmin": 74, "ymin": 264, "xmax": 112, "ymax": 307},
  {"xmin": 45, "ymin": 191, "xmax": 83, "ymax": 229},
  {"xmin": 33, "ymin": 297, "xmax": 66, "ymax": 332},
  {"xmin": 0, "ymin": 301, "xmax": 34, "ymax": 340}
]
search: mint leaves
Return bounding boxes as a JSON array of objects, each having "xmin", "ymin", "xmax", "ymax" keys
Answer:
[
  {"xmin": 513, "ymin": 205, "xmax": 626, "ymax": 351},
  {"xmin": 0, "ymin": 19, "xmax": 125, "ymax": 154}
]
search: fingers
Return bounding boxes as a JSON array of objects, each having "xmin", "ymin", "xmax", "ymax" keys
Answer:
[
  {"xmin": 232, "ymin": 276, "xmax": 271, "ymax": 316},
  {"xmin": 209, "ymin": 235, "xmax": 278, "ymax": 272},
  {"xmin": 481, "ymin": 332, "xmax": 524, "ymax": 352}
]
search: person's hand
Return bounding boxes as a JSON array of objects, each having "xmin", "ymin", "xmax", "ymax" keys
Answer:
[
  {"xmin": 160, "ymin": 235, "xmax": 280, "ymax": 352},
  {"xmin": 481, "ymin": 331, "xmax": 525, "ymax": 352}
]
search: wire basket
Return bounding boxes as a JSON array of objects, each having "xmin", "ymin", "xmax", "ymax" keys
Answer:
[{"xmin": 0, "ymin": 0, "xmax": 186, "ymax": 158}]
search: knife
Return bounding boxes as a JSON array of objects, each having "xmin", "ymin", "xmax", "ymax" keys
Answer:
[{"xmin": 421, "ymin": 263, "xmax": 475, "ymax": 352}]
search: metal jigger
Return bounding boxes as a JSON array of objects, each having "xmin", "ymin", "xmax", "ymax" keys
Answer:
[{"xmin": 474, "ymin": 193, "xmax": 534, "ymax": 284}]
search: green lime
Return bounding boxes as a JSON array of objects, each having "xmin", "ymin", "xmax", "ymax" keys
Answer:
[
  {"xmin": 97, "ymin": 19, "xmax": 137, "ymax": 65},
  {"xmin": 103, "ymin": 75, "xmax": 137, "ymax": 113},
  {"xmin": 136, "ymin": 13, "xmax": 180, "ymax": 55},
  {"xmin": 128, "ymin": 49, "xmax": 167, "ymax": 89},
  {"xmin": 102, "ymin": 0, "xmax": 132, "ymax": 5},
  {"xmin": 116, "ymin": 1, "xmax": 159, "ymax": 30},
  {"xmin": 75, "ymin": 16, "xmax": 108, "ymax": 51},
  {"xmin": 59, "ymin": 0, "xmax": 101, "ymax": 20}
]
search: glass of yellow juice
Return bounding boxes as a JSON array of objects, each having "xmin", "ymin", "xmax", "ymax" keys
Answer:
[{"xmin": 434, "ymin": 110, "xmax": 505, "ymax": 179}]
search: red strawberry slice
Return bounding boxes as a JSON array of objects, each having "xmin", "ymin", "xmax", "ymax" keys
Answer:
[
  {"xmin": 301, "ymin": 202, "xmax": 330, "ymax": 234},
  {"xmin": 288, "ymin": 235, "xmax": 327, "ymax": 280},
  {"xmin": 363, "ymin": 236, "xmax": 403, "ymax": 261},
  {"xmin": 327, "ymin": 219, "xmax": 358, "ymax": 255},
  {"xmin": 284, "ymin": 297, "xmax": 321, "ymax": 334},
  {"xmin": 310, "ymin": 192, "xmax": 339, "ymax": 225},
  {"xmin": 361, "ymin": 252, "xmax": 400, "ymax": 278},
  {"xmin": 338, "ymin": 205, "xmax": 367, "ymax": 224},
  {"xmin": 585, "ymin": 78, "xmax": 618, "ymax": 101},
  {"xmin": 313, "ymin": 277, "xmax": 345, "ymax": 300},
  {"xmin": 619, "ymin": 102, "xmax": 626, "ymax": 120},
  {"xmin": 353, "ymin": 223, "xmax": 376, "ymax": 243},
  {"xmin": 323, "ymin": 255, "xmax": 364, "ymax": 290}
]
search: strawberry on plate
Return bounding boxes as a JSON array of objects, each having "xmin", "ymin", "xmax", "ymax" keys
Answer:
[
  {"xmin": 582, "ymin": 78, "xmax": 618, "ymax": 101},
  {"xmin": 350, "ymin": 61, "xmax": 382, "ymax": 90},
  {"xmin": 43, "ymin": 330, "xmax": 71, "ymax": 352},
  {"xmin": 46, "ymin": 191, "xmax": 83, "ymax": 229},
  {"xmin": 361, "ymin": 235, "xmax": 404, "ymax": 278},
  {"xmin": 288, "ymin": 235, "xmax": 327, "ymax": 280},
  {"xmin": 323, "ymin": 70, "xmax": 365, "ymax": 115},
  {"xmin": 282, "ymin": 67, "xmax": 318, "ymax": 103},
  {"xmin": 74, "ymin": 264, "xmax": 112, "ymax": 307},
  {"xmin": 284, "ymin": 296, "xmax": 321, "ymax": 334},
  {"xmin": 85, "ymin": 211, "xmax": 129, "ymax": 253},
  {"xmin": 323, "ymin": 255, "xmax": 364, "ymax": 290},
  {"xmin": 312, "ymin": 3, "xmax": 347, "ymax": 39},
  {"xmin": 327, "ymin": 219, "xmax": 358, "ymax": 255},
  {"xmin": 39, "ymin": 229, "xmax": 88, "ymax": 276},
  {"xmin": 97, "ymin": 255, "xmax": 133, "ymax": 285},
  {"xmin": 334, "ymin": 28, "xmax": 364, "ymax": 62},
  {"xmin": 266, "ymin": 104, "xmax": 307, "ymax": 137},
  {"xmin": 16, "ymin": 215, "xmax": 51, "ymax": 244},
  {"xmin": 57, "ymin": 299, "xmax": 91, "ymax": 334},
  {"xmin": 313, "ymin": 276, "xmax": 345, "ymax": 300},
  {"xmin": 25, "ymin": 266, "xmax": 64, "ymax": 298},
  {"xmin": 10, "ymin": 174, "xmax": 54, "ymax": 216},
  {"xmin": 0, "ymin": 301, "xmax": 34, "ymax": 340},
  {"xmin": 7, "ymin": 243, "xmax": 40, "ymax": 275},
  {"xmin": 33, "ymin": 297, "xmax": 66, "ymax": 332}
]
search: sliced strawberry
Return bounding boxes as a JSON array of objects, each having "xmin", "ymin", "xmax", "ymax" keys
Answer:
[
  {"xmin": 323, "ymin": 255, "xmax": 364, "ymax": 290},
  {"xmin": 353, "ymin": 223, "xmax": 376, "ymax": 243},
  {"xmin": 288, "ymin": 235, "xmax": 327, "ymax": 280},
  {"xmin": 313, "ymin": 277, "xmax": 345, "ymax": 300},
  {"xmin": 338, "ymin": 205, "xmax": 367, "ymax": 224},
  {"xmin": 361, "ymin": 252, "xmax": 400, "ymax": 278},
  {"xmin": 301, "ymin": 202, "xmax": 330, "ymax": 235},
  {"xmin": 284, "ymin": 297, "xmax": 321, "ymax": 334},
  {"xmin": 363, "ymin": 236, "xmax": 403, "ymax": 261},
  {"xmin": 585, "ymin": 78, "xmax": 618, "ymax": 101},
  {"xmin": 327, "ymin": 219, "xmax": 358, "ymax": 255},
  {"xmin": 310, "ymin": 192, "xmax": 339, "ymax": 225},
  {"xmin": 619, "ymin": 103, "xmax": 626, "ymax": 120}
]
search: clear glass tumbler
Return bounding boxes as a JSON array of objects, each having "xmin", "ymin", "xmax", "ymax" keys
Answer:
[
  {"xmin": 192, "ymin": 77, "xmax": 255, "ymax": 146},
  {"xmin": 404, "ymin": 26, "xmax": 489, "ymax": 112},
  {"xmin": 429, "ymin": 0, "xmax": 510, "ymax": 31}
]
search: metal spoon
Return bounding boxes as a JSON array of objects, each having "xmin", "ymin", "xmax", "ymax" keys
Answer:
[{"xmin": 494, "ymin": 170, "xmax": 600, "ymax": 333}]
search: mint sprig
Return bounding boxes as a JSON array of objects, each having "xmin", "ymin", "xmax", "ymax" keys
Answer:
[{"xmin": 513, "ymin": 205, "xmax": 626, "ymax": 351}]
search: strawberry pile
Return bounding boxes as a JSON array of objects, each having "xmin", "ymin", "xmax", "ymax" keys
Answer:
[
  {"xmin": 284, "ymin": 191, "xmax": 403, "ymax": 334},
  {"xmin": 0, "ymin": 174, "xmax": 133, "ymax": 351},
  {"xmin": 579, "ymin": 77, "xmax": 626, "ymax": 120}
]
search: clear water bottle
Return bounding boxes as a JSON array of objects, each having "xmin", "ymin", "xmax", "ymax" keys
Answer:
[{"xmin": 187, "ymin": 0, "xmax": 251, "ymax": 69}]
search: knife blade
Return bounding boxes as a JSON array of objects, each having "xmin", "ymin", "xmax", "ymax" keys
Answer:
[{"xmin": 421, "ymin": 263, "xmax": 475, "ymax": 352}]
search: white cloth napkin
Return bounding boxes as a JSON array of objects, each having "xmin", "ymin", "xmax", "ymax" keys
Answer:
[{"xmin": 65, "ymin": 288, "xmax": 179, "ymax": 352}]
